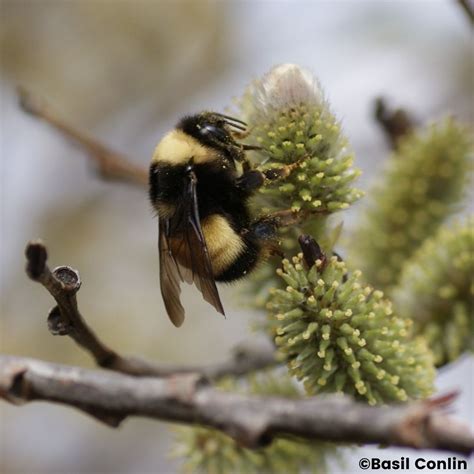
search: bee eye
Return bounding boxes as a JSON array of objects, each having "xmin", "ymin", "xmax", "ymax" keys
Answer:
[{"xmin": 200, "ymin": 124, "xmax": 228, "ymax": 142}]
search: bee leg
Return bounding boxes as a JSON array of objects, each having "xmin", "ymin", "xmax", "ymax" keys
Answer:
[
  {"xmin": 260, "ymin": 155, "xmax": 307, "ymax": 182},
  {"xmin": 235, "ymin": 169, "xmax": 265, "ymax": 194},
  {"xmin": 250, "ymin": 217, "xmax": 278, "ymax": 239},
  {"xmin": 262, "ymin": 161, "xmax": 299, "ymax": 181},
  {"xmin": 235, "ymin": 144, "xmax": 265, "ymax": 173},
  {"xmin": 245, "ymin": 217, "xmax": 283, "ymax": 257},
  {"xmin": 242, "ymin": 159, "xmax": 252, "ymax": 172}
]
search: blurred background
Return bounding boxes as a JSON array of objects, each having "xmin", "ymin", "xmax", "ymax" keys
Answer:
[{"xmin": 1, "ymin": 1, "xmax": 472, "ymax": 473}]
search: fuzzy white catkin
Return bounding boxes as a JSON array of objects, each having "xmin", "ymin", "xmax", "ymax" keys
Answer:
[
  {"xmin": 250, "ymin": 64, "xmax": 326, "ymax": 117},
  {"xmin": 240, "ymin": 63, "xmax": 363, "ymax": 216}
]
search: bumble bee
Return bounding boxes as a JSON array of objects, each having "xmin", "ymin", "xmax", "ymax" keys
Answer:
[{"xmin": 149, "ymin": 112, "xmax": 279, "ymax": 327}]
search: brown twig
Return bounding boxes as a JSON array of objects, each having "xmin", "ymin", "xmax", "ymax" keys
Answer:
[
  {"xmin": 18, "ymin": 86, "xmax": 148, "ymax": 186},
  {"xmin": 374, "ymin": 97, "xmax": 415, "ymax": 149},
  {"xmin": 1, "ymin": 355, "xmax": 473, "ymax": 454},
  {"xmin": 457, "ymin": 0, "xmax": 474, "ymax": 23},
  {"xmin": 25, "ymin": 240, "xmax": 277, "ymax": 378}
]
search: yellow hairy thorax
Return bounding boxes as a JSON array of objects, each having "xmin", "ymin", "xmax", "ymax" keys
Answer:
[{"xmin": 152, "ymin": 130, "xmax": 219, "ymax": 165}]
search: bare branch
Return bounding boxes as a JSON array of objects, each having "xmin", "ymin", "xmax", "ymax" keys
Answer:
[
  {"xmin": 374, "ymin": 97, "xmax": 415, "ymax": 149},
  {"xmin": 25, "ymin": 240, "xmax": 277, "ymax": 379},
  {"xmin": 18, "ymin": 87, "xmax": 148, "ymax": 187},
  {"xmin": 457, "ymin": 0, "xmax": 474, "ymax": 23},
  {"xmin": 1, "ymin": 355, "xmax": 473, "ymax": 455},
  {"xmin": 195, "ymin": 341, "xmax": 277, "ymax": 379}
]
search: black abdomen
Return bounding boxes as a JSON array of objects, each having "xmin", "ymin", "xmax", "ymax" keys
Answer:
[{"xmin": 150, "ymin": 160, "xmax": 252, "ymax": 228}]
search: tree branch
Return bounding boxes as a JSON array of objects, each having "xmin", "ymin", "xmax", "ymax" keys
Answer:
[
  {"xmin": 18, "ymin": 87, "xmax": 148, "ymax": 187},
  {"xmin": 457, "ymin": 0, "xmax": 474, "ymax": 24},
  {"xmin": 25, "ymin": 240, "xmax": 277, "ymax": 379},
  {"xmin": 1, "ymin": 355, "xmax": 473, "ymax": 455},
  {"xmin": 374, "ymin": 97, "xmax": 415, "ymax": 149}
]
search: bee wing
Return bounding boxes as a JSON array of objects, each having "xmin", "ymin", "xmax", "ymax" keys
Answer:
[
  {"xmin": 159, "ymin": 218, "xmax": 185, "ymax": 327},
  {"xmin": 158, "ymin": 171, "xmax": 225, "ymax": 327}
]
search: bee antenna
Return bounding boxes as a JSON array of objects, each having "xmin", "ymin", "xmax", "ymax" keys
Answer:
[
  {"xmin": 214, "ymin": 112, "xmax": 247, "ymax": 127},
  {"xmin": 226, "ymin": 121, "xmax": 247, "ymax": 132}
]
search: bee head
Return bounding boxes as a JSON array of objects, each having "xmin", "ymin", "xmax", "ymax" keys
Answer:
[{"xmin": 178, "ymin": 112, "xmax": 247, "ymax": 151}]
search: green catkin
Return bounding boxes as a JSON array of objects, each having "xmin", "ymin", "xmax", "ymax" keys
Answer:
[
  {"xmin": 239, "ymin": 64, "xmax": 363, "ymax": 221},
  {"xmin": 268, "ymin": 254, "xmax": 435, "ymax": 405},
  {"xmin": 172, "ymin": 373, "xmax": 339, "ymax": 474},
  {"xmin": 350, "ymin": 119, "xmax": 473, "ymax": 291},
  {"xmin": 240, "ymin": 65, "xmax": 363, "ymax": 311},
  {"xmin": 393, "ymin": 219, "xmax": 474, "ymax": 367}
]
